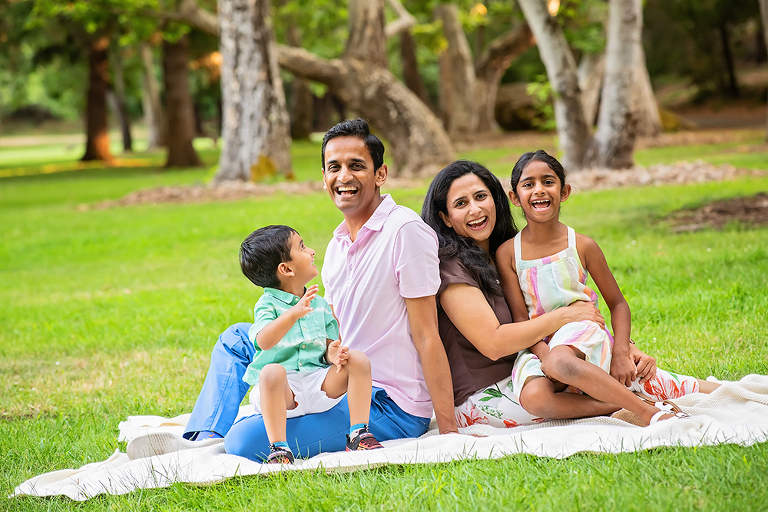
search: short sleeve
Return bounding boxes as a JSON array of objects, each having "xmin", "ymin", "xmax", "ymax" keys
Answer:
[
  {"xmin": 248, "ymin": 299, "xmax": 278, "ymax": 346},
  {"xmin": 392, "ymin": 220, "xmax": 441, "ymax": 298},
  {"xmin": 438, "ymin": 258, "xmax": 480, "ymax": 296}
]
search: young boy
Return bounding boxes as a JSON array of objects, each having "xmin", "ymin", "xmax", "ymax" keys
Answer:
[{"xmin": 240, "ymin": 225, "xmax": 383, "ymax": 464}]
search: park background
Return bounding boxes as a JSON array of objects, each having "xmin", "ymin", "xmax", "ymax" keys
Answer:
[{"xmin": 2, "ymin": 0, "xmax": 768, "ymax": 510}]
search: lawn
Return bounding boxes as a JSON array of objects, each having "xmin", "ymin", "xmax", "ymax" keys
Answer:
[{"xmin": 2, "ymin": 131, "xmax": 768, "ymax": 511}]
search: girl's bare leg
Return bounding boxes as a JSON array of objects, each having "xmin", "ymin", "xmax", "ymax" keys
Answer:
[
  {"xmin": 322, "ymin": 350, "xmax": 372, "ymax": 426},
  {"xmin": 697, "ymin": 379, "xmax": 720, "ymax": 394},
  {"xmin": 259, "ymin": 364, "xmax": 296, "ymax": 444},
  {"xmin": 520, "ymin": 376, "xmax": 621, "ymax": 419},
  {"xmin": 544, "ymin": 346, "xmax": 668, "ymax": 425}
]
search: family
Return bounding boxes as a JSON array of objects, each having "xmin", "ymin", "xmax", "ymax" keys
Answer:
[{"xmin": 128, "ymin": 119, "xmax": 719, "ymax": 464}]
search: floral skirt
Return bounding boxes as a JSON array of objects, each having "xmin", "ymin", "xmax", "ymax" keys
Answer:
[{"xmin": 454, "ymin": 367, "xmax": 701, "ymax": 429}]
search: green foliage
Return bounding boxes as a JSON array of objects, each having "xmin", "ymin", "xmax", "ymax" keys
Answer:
[{"xmin": 526, "ymin": 74, "xmax": 557, "ymax": 131}]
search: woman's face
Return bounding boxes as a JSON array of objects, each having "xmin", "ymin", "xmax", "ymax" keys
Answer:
[{"xmin": 439, "ymin": 173, "xmax": 497, "ymax": 252}]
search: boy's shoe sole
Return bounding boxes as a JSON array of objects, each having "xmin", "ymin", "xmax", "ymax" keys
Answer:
[
  {"xmin": 346, "ymin": 432, "xmax": 384, "ymax": 451},
  {"xmin": 126, "ymin": 432, "xmax": 224, "ymax": 460}
]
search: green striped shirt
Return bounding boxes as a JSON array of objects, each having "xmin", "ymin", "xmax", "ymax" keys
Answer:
[{"xmin": 243, "ymin": 287, "xmax": 339, "ymax": 385}]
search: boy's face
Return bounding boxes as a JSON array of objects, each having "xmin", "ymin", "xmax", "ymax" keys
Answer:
[{"xmin": 286, "ymin": 232, "xmax": 318, "ymax": 284}]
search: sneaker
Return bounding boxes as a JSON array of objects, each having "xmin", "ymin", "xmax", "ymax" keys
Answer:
[
  {"xmin": 266, "ymin": 444, "xmax": 295, "ymax": 464},
  {"xmin": 346, "ymin": 427, "xmax": 384, "ymax": 451}
]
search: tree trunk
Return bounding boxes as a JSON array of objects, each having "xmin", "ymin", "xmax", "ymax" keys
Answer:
[
  {"xmin": 577, "ymin": 52, "xmax": 605, "ymax": 127},
  {"xmin": 719, "ymin": 23, "xmax": 739, "ymax": 98},
  {"xmin": 399, "ymin": 29, "xmax": 434, "ymax": 112},
  {"xmin": 591, "ymin": 0, "xmax": 642, "ymax": 169},
  {"xmin": 475, "ymin": 24, "xmax": 535, "ymax": 133},
  {"xmin": 436, "ymin": 3, "xmax": 477, "ymax": 140},
  {"xmin": 277, "ymin": 0, "xmax": 453, "ymax": 177},
  {"xmin": 759, "ymin": 0, "xmax": 768, "ymax": 140},
  {"xmin": 174, "ymin": 0, "xmax": 452, "ymax": 176},
  {"xmin": 631, "ymin": 46, "xmax": 661, "ymax": 137},
  {"xmin": 163, "ymin": 35, "xmax": 203, "ymax": 168},
  {"xmin": 140, "ymin": 41, "xmax": 165, "ymax": 149},
  {"xmin": 81, "ymin": 36, "xmax": 113, "ymax": 163},
  {"xmin": 438, "ymin": 50, "xmax": 453, "ymax": 129},
  {"xmin": 109, "ymin": 48, "xmax": 133, "ymax": 152},
  {"xmin": 283, "ymin": 3, "xmax": 314, "ymax": 140},
  {"xmin": 517, "ymin": 0, "xmax": 591, "ymax": 170},
  {"xmin": 215, "ymin": 0, "xmax": 293, "ymax": 183}
]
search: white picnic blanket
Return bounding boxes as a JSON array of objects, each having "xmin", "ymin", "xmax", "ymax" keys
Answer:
[{"xmin": 13, "ymin": 375, "xmax": 768, "ymax": 501}]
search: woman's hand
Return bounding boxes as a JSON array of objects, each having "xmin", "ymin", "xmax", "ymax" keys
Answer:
[
  {"xmin": 561, "ymin": 301, "xmax": 605, "ymax": 329},
  {"xmin": 629, "ymin": 344, "xmax": 657, "ymax": 383}
]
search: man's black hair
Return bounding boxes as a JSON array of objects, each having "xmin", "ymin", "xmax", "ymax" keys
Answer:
[
  {"xmin": 240, "ymin": 225, "xmax": 296, "ymax": 289},
  {"xmin": 321, "ymin": 118, "xmax": 385, "ymax": 171}
]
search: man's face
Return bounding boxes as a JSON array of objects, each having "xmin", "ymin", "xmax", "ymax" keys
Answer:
[{"xmin": 322, "ymin": 136, "xmax": 387, "ymax": 218}]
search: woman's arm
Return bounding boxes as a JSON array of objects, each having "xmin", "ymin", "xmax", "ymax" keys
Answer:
[
  {"xmin": 440, "ymin": 283, "xmax": 604, "ymax": 361},
  {"xmin": 578, "ymin": 235, "xmax": 635, "ymax": 386}
]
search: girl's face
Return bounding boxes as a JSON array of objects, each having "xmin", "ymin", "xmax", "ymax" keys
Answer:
[
  {"xmin": 509, "ymin": 160, "xmax": 570, "ymax": 224},
  {"xmin": 439, "ymin": 173, "xmax": 497, "ymax": 253}
]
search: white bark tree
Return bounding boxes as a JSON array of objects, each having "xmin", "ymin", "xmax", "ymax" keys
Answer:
[
  {"xmin": 518, "ymin": 0, "xmax": 645, "ymax": 170},
  {"xmin": 591, "ymin": 0, "xmax": 642, "ymax": 169},
  {"xmin": 214, "ymin": 0, "xmax": 292, "ymax": 183},
  {"xmin": 139, "ymin": 41, "xmax": 165, "ymax": 149},
  {"xmin": 168, "ymin": 0, "xmax": 453, "ymax": 178}
]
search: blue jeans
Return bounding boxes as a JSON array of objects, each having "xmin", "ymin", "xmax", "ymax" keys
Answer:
[{"xmin": 186, "ymin": 324, "xmax": 431, "ymax": 460}]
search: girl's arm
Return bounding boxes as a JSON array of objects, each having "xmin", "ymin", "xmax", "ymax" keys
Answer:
[
  {"xmin": 440, "ymin": 283, "xmax": 604, "ymax": 361},
  {"xmin": 496, "ymin": 239, "xmax": 532, "ymax": 323},
  {"xmin": 577, "ymin": 234, "xmax": 635, "ymax": 386}
]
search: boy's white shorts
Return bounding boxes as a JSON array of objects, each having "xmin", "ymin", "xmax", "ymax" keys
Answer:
[{"xmin": 249, "ymin": 367, "xmax": 343, "ymax": 418}]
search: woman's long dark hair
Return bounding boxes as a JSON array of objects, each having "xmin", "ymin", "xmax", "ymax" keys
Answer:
[{"xmin": 421, "ymin": 160, "xmax": 517, "ymax": 296}]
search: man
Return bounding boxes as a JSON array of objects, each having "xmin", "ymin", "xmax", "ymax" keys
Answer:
[{"xmin": 129, "ymin": 119, "xmax": 457, "ymax": 461}]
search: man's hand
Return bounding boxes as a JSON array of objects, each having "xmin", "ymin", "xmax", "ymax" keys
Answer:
[
  {"xmin": 629, "ymin": 343, "xmax": 657, "ymax": 384},
  {"xmin": 326, "ymin": 339, "xmax": 349, "ymax": 373},
  {"xmin": 610, "ymin": 353, "xmax": 637, "ymax": 387}
]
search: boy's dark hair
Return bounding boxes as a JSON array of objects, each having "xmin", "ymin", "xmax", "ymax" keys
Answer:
[
  {"xmin": 321, "ymin": 118, "xmax": 385, "ymax": 171},
  {"xmin": 240, "ymin": 225, "xmax": 296, "ymax": 289},
  {"xmin": 510, "ymin": 149, "xmax": 567, "ymax": 194}
]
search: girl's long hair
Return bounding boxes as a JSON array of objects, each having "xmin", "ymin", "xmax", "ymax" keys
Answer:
[{"xmin": 421, "ymin": 160, "xmax": 517, "ymax": 296}]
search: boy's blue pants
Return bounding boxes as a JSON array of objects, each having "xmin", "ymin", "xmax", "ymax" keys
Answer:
[{"xmin": 184, "ymin": 324, "xmax": 430, "ymax": 461}]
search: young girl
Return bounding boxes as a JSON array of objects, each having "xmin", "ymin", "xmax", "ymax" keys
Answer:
[{"xmin": 496, "ymin": 150, "xmax": 706, "ymax": 426}]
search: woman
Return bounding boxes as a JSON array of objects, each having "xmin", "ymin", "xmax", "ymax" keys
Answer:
[{"xmin": 421, "ymin": 160, "xmax": 714, "ymax": 428}]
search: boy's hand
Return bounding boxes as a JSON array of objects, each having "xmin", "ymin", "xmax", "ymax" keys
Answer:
[
  {"xmin": 326, "ymin": 340, "xmax": 349, "ymax": 373},
  {"xmin": 291, "ymin": 284, "xmax": 319, "ymax": 319}
]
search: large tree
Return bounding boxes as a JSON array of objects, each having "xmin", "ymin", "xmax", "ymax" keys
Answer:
[
  {"xmin": 175, "ymin": 0, "xmax": 454, "ymax": 178},
  {"xmin": 163, "ymin": 33, "xmax": 203, "ymax": 167},
  {"xmin": 214, "ymin": 0, "xmax": 292, "ymax": 182},
  {"xmin": 436, "ymin": 3, "xmax": 535, "ymax": 137},
  {"xmin": 517, "ymin": 0, "xmax": 644, "ymax": 170}
]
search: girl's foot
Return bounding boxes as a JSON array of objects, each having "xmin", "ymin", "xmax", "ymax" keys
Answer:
[{"xmin": 648, "ymin": 407, "xmax": 690, "ymax": 425}]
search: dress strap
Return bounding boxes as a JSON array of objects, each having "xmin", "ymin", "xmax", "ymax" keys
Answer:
[
  {"xmin": 567, "ymin": 226, "xmax": 576, "ymax": 249},
  {"xmin": 513, "ymin": 231, "xmax": 523, "ymax": 269}
]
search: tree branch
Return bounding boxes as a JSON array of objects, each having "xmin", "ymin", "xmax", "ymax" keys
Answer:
[
  {"xmin": 384, "ymin": 0, "xmax": 416, "ymax": 38},
  {"xmin": 176, "ymin": 0, "xmax": 219, "ymax": 35},
  {"xmin": 276, "ymin": 44, "xmax": 346, "ymax": 87},
  {"xmin": 474, "ymin": 24, "xmax": 534, "ymax": 79}
]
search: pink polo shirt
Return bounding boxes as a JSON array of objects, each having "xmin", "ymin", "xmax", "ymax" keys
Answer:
[{"xmin": 322, "ymin": 194, "xmax": 440, "ymax": 418}]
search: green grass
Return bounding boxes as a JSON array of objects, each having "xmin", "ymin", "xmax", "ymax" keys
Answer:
[{"xmin": 2, "ymin": 133, "xmax": 768, "ymax": 510}]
